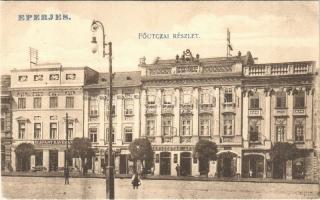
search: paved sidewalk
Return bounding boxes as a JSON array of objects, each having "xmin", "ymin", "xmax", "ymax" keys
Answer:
[{"xmin": 2, "ymin": 171, "xmax": 318, "ymax": 184}]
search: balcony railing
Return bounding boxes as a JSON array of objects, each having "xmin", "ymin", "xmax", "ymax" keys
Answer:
[
  {"xmin": 293, "ymin": 108, "xmax": 305, "ymax": 115},
  {"xmin": 180, "ymin": 104, "xmax": 193, "ymax": 114},
  {"xmin": 180, "ymin": 136, "xmax": 192, "ymax": 143},
  {"xmin": 162, "ymin": 136, "xmax": 173, "ymax": 143},
  {"xmin": 162, "ymin": 104, "xmax": 174, "ymax": 114},
  {"xmin": 248, "ymin": 109, "xmax": 262, "ymax": 117},
  {"xmin": 222, "ymin": 102, "xmax": 236, "ymax": 113},
  {"xmin": 274, "ymin": 108, "xmax": 287, "ymax": 116},
  {"xmin": 199, "ymin": 104, "xmax": 213, "ymax": 114},
  {"xmin": 146, "ymin": 104, "xmax": 157, "ymax": 114},
  {"xmin": 244, "ymin": 61, "xmax": 314, "ymax": 77}
]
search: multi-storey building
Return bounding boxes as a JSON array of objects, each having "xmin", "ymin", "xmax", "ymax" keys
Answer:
[
  {"xmin": 139, "ymin": 49, "xmax": 318, "ymax": 181},
  {"xmin": 83, "ymin": 71, "xmax": 141, "ymax": 174},
  {"xmin": 10, "ymin": 63, "xmax": 98, "ymax": 171},
  {"xmin": 1, "ymin": 75, "xmax": 12, "ymax": 171}
]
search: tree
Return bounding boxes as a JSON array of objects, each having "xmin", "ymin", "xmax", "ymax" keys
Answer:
[
  {"xmin": 70, "ymin": 137, "xmax": 93, "ymax": 175},
  {"xmin": 15, "ymin": 143, "xmax": 35, "ymax": 171},
  {"xmin": 129, "ymin": 138, "xmax": 154, "ymax": 174},
  {"xmin": 194, "ymin": 140, "xmax": 218, "ymax": 176},
  {"xmin": 270, "ymin": 142, "xmax": 300, "ymax": 162}
]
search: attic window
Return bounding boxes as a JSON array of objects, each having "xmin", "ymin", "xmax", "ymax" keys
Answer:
[
  {"xmin": 126, "ymin": 76, "xmax": 132, "ymax": 80},
  {"xmin": 101, "ymin": 78, "xmax": 107, "ymax": 82}
]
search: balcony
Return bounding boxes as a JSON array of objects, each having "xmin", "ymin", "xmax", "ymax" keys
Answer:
[
  {"xmin": 162, "ymin": 104, "xmax": 174, "ymax": 114},
  {"xmin": 162, "ymin": 136, "xmax": 173, "ymax": 143},
  {"xmin": 199, "ymin": 104, "xmax": 213, "ymax": 114},
  {"xmin": 124, "ymin": 109, "xmax": 134, "ymax": 116},
  {"xmin": 293, "ymin": 108, "xmax": 306, "ymax": 116},
  {"xmin": 274, "ymin": 108, "xmax": 288, "ymax": 116},
  {"xmin": 146, "ymin": 104, "xmax": 157, "ymax": 114},
  {"xmin": 180, "ymin": 104, "xmax": 193, "ymax": 114},
  {"xmin": 248, "ymin": 109, "xmax": 262, "ymax": 117},
  {"xmin": 222, "ymin": 102, "xmax": 236, "ymax": 113},
  {"xmin": 220, "ymin": 135, "xmax": 242, "ymax": 144}
]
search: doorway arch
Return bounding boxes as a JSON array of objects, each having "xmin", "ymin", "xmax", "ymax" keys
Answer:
[
  {"xmin": 217, "ymin": 151, "xmax": 237, "ymax": 177},
  {"xmin": 160, "ymin": 152, "xmax": 171, "ymax": 175},
  {"xmin": 180, "ymin": 152, "xmax": 191, "ymax": 176}
]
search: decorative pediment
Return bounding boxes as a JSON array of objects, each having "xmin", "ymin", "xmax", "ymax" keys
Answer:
[{"xmin": 16, "ymin": 116, "xmax": 29, "ymax": 122}]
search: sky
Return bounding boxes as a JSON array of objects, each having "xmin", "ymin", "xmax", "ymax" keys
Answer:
[{"xmin": 0, "ymin": 1, "xmax": 319, "ymax": 74}]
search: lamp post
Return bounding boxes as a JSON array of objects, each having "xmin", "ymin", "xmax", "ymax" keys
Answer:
[{"xmin": 91, "ymin": 20, "xmax": 114, "ymax": 199}]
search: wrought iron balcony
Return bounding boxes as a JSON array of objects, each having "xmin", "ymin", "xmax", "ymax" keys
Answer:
[
  {"xmin": 248, "ymin": 109, "xmax": 262, "ymax": 117},
  {"xmin": 180, "ymin": 136, "xmax": 192, "ymax": 143},
  {"xmin": 293, "ymin": 108, "xmax": 306, "ymax": 116},
  {"xmin": 180, "ymin": 104, "xmax": 193, "ymax": 114},
  {"xmin": 146, "ymin": 104, "xmax": 157, "ymax": 114},
  {"xmin": 199, "ymin": 104, "xmax": 213, "ymax": 114},
  {"xmin": 162, "ymin": 104, "xmax": 174, "ymax": 114},
  {"xmin": 274, "ymin": 108, "xmax": 288, "ymax": 116}
]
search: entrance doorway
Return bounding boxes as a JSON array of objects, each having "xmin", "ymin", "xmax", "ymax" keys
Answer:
[
  {"xmin": 217, "ymin": 152, "xmax": 237, "ymax": 177},
  {"xmin": 34, "ymin": 150, "xmax": 43, "ymax": 166},
  {"xmin": 242, "ymin": 155, "xmax": 264, "ymax": 178},
  {"xmin": 160, "ymin": 152, "xmax": 171, "ymax": 175},
  {"xmin": 180, "ymin": 152, "xmax": 191, "ymax": 176},
  {"xmin": 120, "ymin": 155, "xmax": 129, "ymax": 174},
  {"xmin": 273, "ymin": 159, "xmax": 285, "ymax": 179},
  {"xmin": 49, "ymin": 150, "xmax": 58, "ymax": 171},
  {"xmin": 16, "ymin": 154, "xmax": 31, "ymax": 171}
]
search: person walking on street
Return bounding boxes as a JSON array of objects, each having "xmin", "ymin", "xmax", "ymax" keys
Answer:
[
  {"xmin": 176, "ymin": 164, "xmax": 181, "ymax": 176},
  {"xmin": 131, "ymin": 172, "xmax": 141, "ymax": 189},
  {"xmin": 64, "ymin": 167, "xmax": 70, "ymax": 185}
]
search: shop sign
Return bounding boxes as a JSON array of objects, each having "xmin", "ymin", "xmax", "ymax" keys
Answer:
[
  {"xmin": 152, "ymin": 145, "xmax": 194, "ymax": 152},
  {"xmin": 34, "ymin": 140, "xmax": 72, "ymax": 145}
]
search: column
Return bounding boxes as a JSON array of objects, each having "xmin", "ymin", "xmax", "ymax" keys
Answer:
[
  {"xmin": 133, "ymin": 88, "xmax": 140, "ymax": 140},
  {"xmin": 287, "ymin": 93, "xmax": 293, "ymax": 141},
  {"xmin": 263, "ymin": 157, "xmax": 267, "ymax": 178},
  {"xmin": 192, "ymin": 87, "xmax": 199, "ymax": 143},
  {"xmin": 173, "ymin": 88, "xmax": 180, "ymax": 143},
  {"xmin": 243, "ymin": 92, "xmax": 249, "ymax": 148},
  {"xmin": 305, "ymin": 90, "xmax": 313, "ymax": 141},
  {"xmin": 140, "ymin": 89, "xmax": 147, "ymax": 137},
  {"xmin": 11, "ymin": 148, "xmax": 16, "ymax": 171},
  {"xmin": 286, "ymin": 160, "xmax": 293, "ymax": 180},
  {"xmin": 58, "ymin": 151, "xmax": 65, "ymax": 168},
  {"xmin": 154, "ymin": 152, "xmax": 160, "ymax": 175},
  {"xmin": 236, "ymin": 156, "xmax": 241, "ymax": 177},
  {"xmin": 213, "ymin": 87, "xmax": 220, "ymax": 143},
  {"xmin": 192, "ymin": 158, "xmax": 199, "ymax": 176},
  {"xmin": 43, "ymin": 149, "xmax": 49, "ymax": 171},
  {"xmin": 155, "ymin": 89, "xmax": 162, "ymax": 144}
]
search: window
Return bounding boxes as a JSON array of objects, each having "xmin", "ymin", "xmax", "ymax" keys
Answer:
[
  {"xmin": 18, "ymin": 98, "xmax": 26, "ymax": 109},
  {"xmin": 146, "ymin": 118, "xmax": 156, "ymax": 136},
  {"xmin": 250, "ymin": 97, "xmax": 259, "ymax": 109},
  {"xmin": 199, "ymin": 116, "xmax": 210, "ymax": 136},
  {"xmin": 294, "ymin": 92, "xmax": 305, "ymax": 108},
  {"xmin": 276, "ymin": 126, "xmax": 285, "ymax": 142},
  {"xmin": 124, "ymin": 127, "xmax": 133, "ymax": 142},
  {"xmin": 124, "ymin": 99, "xmax": 134, "ymax": 116},
  {"xmin": 223, "ymin": 114, "xmax": 234, "ymax": 136},
  {"xmin": 181, "ymin": 116, "xmax": 192, "ymax": 135},
  {"xmin": 249, "ymin": 119, "xmax": 260, "ymax": 142},
  {"xmin": 276, "ymin": 92, "xmax": 286, "ymax": 108},
  {"xmin": 18, "ymin": 122, "xmax": 26, "ymax": 139},
  {"xmin": 33, "ymin": 97, "xmax": 41, "ymax": 108},
  {"xmin": 66, "ymin": 97, "xmax": 74, "ymax": 108},
  {"xmin": 224, "ymin": 88, "xmax": 233, "ymax": 103},
  {"xmin": 50, "ymin": 97, "xmax": 58, "ymax": 108},
  {"xmin": 162, "ymin": 116, "xmax": 173, "ymax": 136},
  {"xmin": 147, "ymin": 95, "xmax": 156, "ymax": 105},
  {"xmin": 50, "ymin": 123, "xmax": 57, "ymax": 139},
  {"xmin": 67, "ymin": 122, "xmax": 73, "ymax": 139},
  {"xmin": 106, "ymin": 127, "xmax": 115, "ymax": 143},
  {"xmin": 163, "ymin": 95, "xmax": 172, "ymax": 105},
  {"xmin": 89, "ymin": 97, "xmax": 98, "ymax": 116},
  {"xmin": 182, "ymin": 94, "xmax": 191, "ymax": 105},
  {"xmin": 34, "ymin": 123, "xmax": 41, "ymax": 139},
  {"xmin": 89, "ymin": 128, "xmax": 97, "ymax": 142},
  {"xmin": 200, "ymin": 93, "xmax": 211, "ymax": 104},
  {"xmin": 294, "ymin": 118, "xmax": 305, "ymax": 142}
]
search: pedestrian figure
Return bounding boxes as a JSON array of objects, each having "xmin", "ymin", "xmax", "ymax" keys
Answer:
[
  {"xmin": 64, "ymin": 167, "xmax": 70, "ymax": 184},
  {"xmin": 176, "ymin": 164, "xmax": 180, "ymax": 176},
  {"xmin": 131, "ymin": 172, "xmax": 141, "ymax": 189},
  {"xmin": 249, "ymin": 169, "xmax": 253, "ymax": 178}
]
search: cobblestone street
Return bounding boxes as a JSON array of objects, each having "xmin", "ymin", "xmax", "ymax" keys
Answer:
[{"xmin": 1, "ymin": 176, "xmax": 319, "ymax": 199}]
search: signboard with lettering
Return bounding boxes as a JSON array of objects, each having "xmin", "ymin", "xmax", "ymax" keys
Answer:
[{"xmin": 34, "ymin": 140, "xmax": 72, "ymax": 145}]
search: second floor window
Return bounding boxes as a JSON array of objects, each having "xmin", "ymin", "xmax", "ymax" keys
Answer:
[
  {"xmin": 200, "ymin": 93, "xmax": 211, "ymax": 104},
  {"xmin": 182, "ymin": 94, "xmax": 192, "ymax": 105},
  {"xmin": 50, "ymin": 123, "xmax": 57, "ymax": 139},
  {"xmin": 199, "ymin": 117, "xmax": 210, "ymax": 136},
  {"xmin": 181, "ymin": 116, "xmax": 192, "ymax": 135},
  {"xmin": 18, "ymin": 98, "xmax": 26, "ymax": 109},
  {"xmin": 124, "ymin": 99, "xmax": 134, "ymax": 116},
  {"xmin": 163, "ymin": 95, "xmax": 172, "ymax": 105},
  {"xmin": 276, "ymin": 126, "xmax": 285, "ymax": 142},
  {"xmin": 106, "ymin": 127, "xmax": 115, "ymax": 143},
  {"xmin": 223, "ymin": 114, "xmax": 234, "ymax": 136},
  {"xmin": 124, "ymin": 127, "xmax": 133, "ymax": 143},
  {"xmin": 276, "ymin": 92, "xmax": 286, "ymax": 108},
  {"xmin": 89, "ymin": 128, "xmax": 97, "ymax": 143},
  {"xmin": 146, "ymin": 118, "xmax": 155, "ymax": 136},
  {"xmin": 66, "ymin": 97, "xmax": 74, "ymax": 108},
  {"xmin": 249, "ymin": 119, "xmax": 260, "ymax": 142},
  {"xmin": 18, "ymin": 122, "xmax": 26, "ymax": 139},
  {"xmin": 33, "ymin": 97, "xmax": 42, "ymax": 108},
  {"xmin": 34, "ymin": 123, "xmax": 41, "ymax": 139},
  {"xmin": 294, "ymin": 118, "xmax": 305, "ymax": 142},
  {"xmin": 162, "ymin": 116, "xmax": 173, "ymax": 136},
  {"xmin": 294, "ymin": 92, "xmax": 305, "ymax": 108},
  {"xmin": 89, "ymin": 98, "xmax": 98, "ymax": 116},
  {"xmin": 249, "ymin": 97, "xmax": 259, "ymax": 109},
  {"xmin": 67, "ymin": 122, "xmax": 73, "ymax": 139},
  {"xmin": 224, "ymin": 88, "xmax": 233, "ymax": 103},
  {"xmin": 50, "ymin": 97, "xmax": 58, "ymax": 108},
  {"xmin": 147, "ymin": 95, "xmax": 156, "ymax": 105}
]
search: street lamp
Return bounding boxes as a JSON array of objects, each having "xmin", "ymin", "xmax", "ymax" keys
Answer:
[{"xmin": 91, "ymin": 19, "xmax": 114, "ymax": 199}]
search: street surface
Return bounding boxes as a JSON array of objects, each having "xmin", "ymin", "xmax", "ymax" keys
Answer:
[{"xmin": 1, "ymin": 176, "xmax": 319, "ymax": 199}]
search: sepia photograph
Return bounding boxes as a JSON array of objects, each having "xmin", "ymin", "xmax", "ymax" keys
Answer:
[{"xmin": 0, "ymin": 1, "xmax": 319, "ymax": 199}]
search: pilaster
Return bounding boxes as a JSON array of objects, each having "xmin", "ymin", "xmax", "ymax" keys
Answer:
[
  {"xmin": 133, "ymin": 89, "xmax": 140, "ymax": 140},
  {"xmin": 243, "ymin": 92, "xmax": 249, "ymax": 148},
  {"xmin": 173, "ymin": 88, "xmax": 180, "ymax": 143},
  {"xmin": 213, "ymin": 87, "xmax": 220, "ymax": 143},
  {"xmin": 43, "ymin": 149, "xmax": 49, "ymax": 171},
  {"xmin": 265, "ymin": 94, "xmax": 271, "ymax": 141},
  {"xmin": 58, "ymin": 151, "xmax": 65, "ymax": 168},
  {"xmin": 155, "ymin": 89, "xmax": 162, "ymax": 143},
  {"xmin": 116, "ymin": 90, "xmax": 122, "ymax": 145},
  {"xmin": 192, "ymin": 87, "xmax": 199, "ymax": 143},
  {"xmin": 141, "ymin": 89, "xmax": 147, "ymax": 137},
  {"xmin": 287, "ymin": 93, "xmax": 293, "ymax": 141}
]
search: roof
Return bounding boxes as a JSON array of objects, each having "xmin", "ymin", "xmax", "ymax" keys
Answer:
[{"xmin": 85, "ymin": 71, "xmax": 141, "ymax": 88}]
